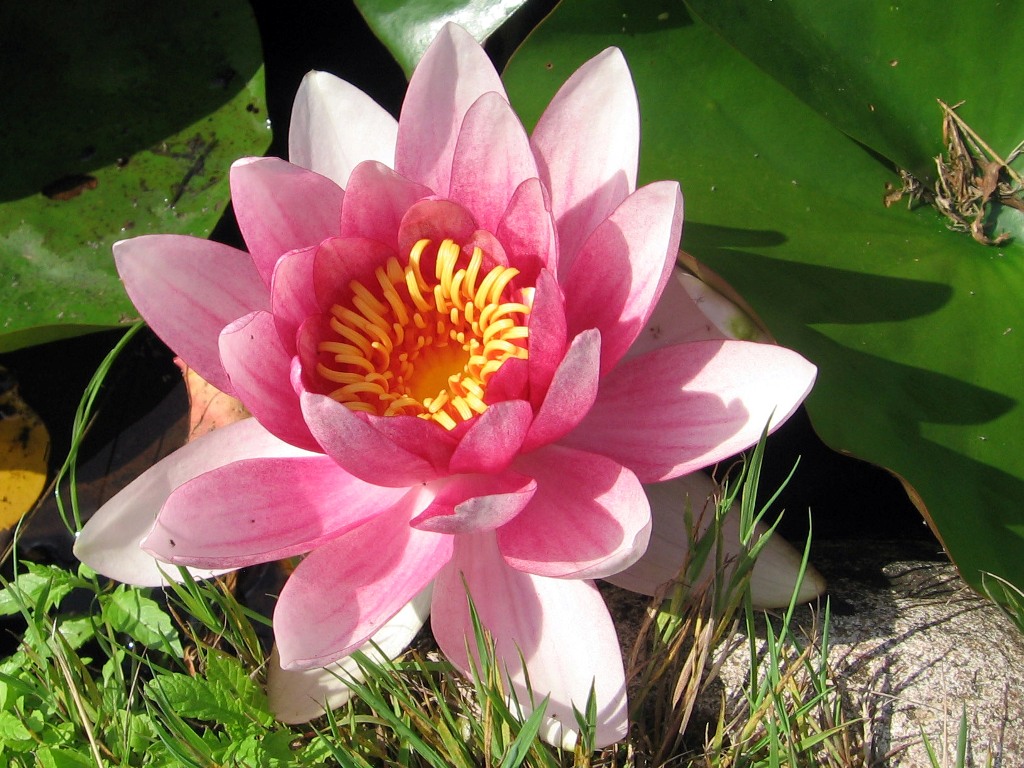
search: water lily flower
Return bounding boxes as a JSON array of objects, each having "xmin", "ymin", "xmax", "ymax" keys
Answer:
[{"xmin": 75, "ymin": 23, "xmax": 816, "ymax": 748}]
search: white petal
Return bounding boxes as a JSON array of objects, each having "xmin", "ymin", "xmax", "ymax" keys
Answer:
[
  {"xmin": 627, "ymin": 266, "xmax": 729, "ymax": 358},
  {"xmin": 267, "ymin": 584, "xmax": 432, "ymax": 723},
  {"xmin": 678, "ymin": 272, "xmax": 769, "ymax": 343},
  {"xmin": 289, "ymin": 71, "xmax": 398, "ymax": 188},
  {"xmin": 73, "ymin": 419, "xmax": 313, "ymax": 587}
]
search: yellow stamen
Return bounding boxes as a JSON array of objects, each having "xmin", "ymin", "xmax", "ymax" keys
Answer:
[{"xmin": 316, "ymin": 238, "xmax": 530, "ymax": 429}]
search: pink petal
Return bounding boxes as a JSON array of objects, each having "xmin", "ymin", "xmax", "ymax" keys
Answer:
[
  {"xmin": 289, "ymin": 70, "xmax": 398, "ymax": 188},
  {"xmin": 499, "ymin": 445, "xmax": 649, "ymax": 579},
  {"xmin": 363, "ymin": 410, "xmax": 461, "ymax": 472},
  {"xmin": 563, "ymin": 340, "xmax": 817, "ymax": 482},
  {"xmin": 530, "ymin": 48, "xmax": 639, "ymax": 275},
  {"xmin": 270, "ymin": 245, "xmax": 319, "ymax": 355},
  {"xmin": 483, "ymin": 356, "xmax": 528, "ymax": 403},
  {"xmin": 449, "ymin": 92, "xmax": 538, "ymax": 233},
  {"xmin": 397, "ymin": 199, "xmax": 478, "ymax": 258},
  {"xmin": 113, "ymin": 235, "xmax": 269, "ymax": 393},
  {"xmin": 299, "ymin": 388, "xmax": 448, "ymax": 486},
  {"xmin": 411, "ymin": 471, "xmax": 537, "ymax": 534},
  {"xmin": 495, "ymin": 177, "xmax": 557, "ymax": 283},
  {"xmin": 626, "ymin": 266, "xmax": 728, "ymax": 359},
  {"xmin": 395, "ymin": 23, "xmax": 506, "ymax": 195},
  {"xmin": 268, "ymin": 585, "xmax": 432, "ymax": 723},
  {"xmin": 230, "ymin": 157, "xmax": 344, "ymax": 286},
  {"xmin": 524, "ymin": 270, "xmax": 567, "ymax": 410},
  {"xmin": 311, "ymin": 236, "xmax": 397, "ymax": 312},
  {"xmin": 338, "ymin": 161, "xmax": 431, "ymax": 251},
  {"xmin": 522, "ymin": 328, "xmax": 600, "ymax": 452},
  {"xmin": 275, "ymin": 498, "xmax": 453, "ymax": 669},
  {"xmin": 73, "ymin": 419, "xmax": 311, "ymax": 587},
  {"xmin": 463, "ymin": 227, "xmax": 509, "ymax": 268},
  {"xmin": 219, "ymin": 311, "xmax": 318, "ymax": 451},
  {"xmin": 432, "ymin": 533, "xmax": 628, "ymax": 749},
  {"xmin": 449, "ymin": 400, "xmax": 533, "ymax": 475},
  {"xmin": 604, "ymin": 473, "xmax": 826, "ymax": 608},
  {"xmin": 142, "ymin": 455, "xmax": 407, "ymax": 569},
  {"xmin": 564, "ymin": 181, "xmax": 683, "ymax": 373}
]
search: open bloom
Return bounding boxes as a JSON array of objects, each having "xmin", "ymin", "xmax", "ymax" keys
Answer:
[{"xmin": 75, "ymin": 24, "xmax": 815, "ymax": 747}]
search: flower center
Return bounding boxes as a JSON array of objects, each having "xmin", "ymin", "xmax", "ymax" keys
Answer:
[{"xmin": 317, "ymin": 239, "xmax": 530, "ymax": 430}]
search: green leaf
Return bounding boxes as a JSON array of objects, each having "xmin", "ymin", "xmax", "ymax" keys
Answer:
[
  {"xmin": 147, "ymin": 673, "xmax": 247, "ymax": 730},
  {"xmin": 101, "ymin": 586, "xmax": 182, "ymax": 655},
  {"xmin": 221, "ymin": 730, "xmax": 298, "ymax": 767},
  {"xmin": 684, "ymin": 0, "xmax": 1024, "ymax": 183},
  {"xmin": 32, "ymin": 747, "xmax": 97, "ymax": 768},
  {"xmin": 53, "ymin": 617, "xmax": 95, "ymax": 652},
  {"xmin": 0, "ymin": 711, "xmax": 32, "ymax": 743},
  {"xmin": 354, "ymin": 0, "xmax": 530, "ymax": 77},
  {"xmin": 504, "ymin": 0, "xmax": 1024, "ymax": 594},
  {"xmin": 204, "ymin": 650, "xmax": 273, "ymax": 726},
  {"xmin": 0, "ymin": 0, "xmax": 270, "ymax": 352},
  {"xmin": 144, "ymin": 651, "xmax": 272, "ymax": 732},
  {"xmin": 0, "ymin": 564, "xmax": 74, "ymax": 616}
]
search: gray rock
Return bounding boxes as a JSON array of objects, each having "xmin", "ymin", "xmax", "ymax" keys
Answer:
[{"xmin": 707, "ymin": 539, "xmax": 1024, "ymax": 767}]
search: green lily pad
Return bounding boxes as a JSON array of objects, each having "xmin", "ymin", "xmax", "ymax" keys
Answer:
[
  {"xmin": 0, "ymin": 0, "xmax": 270, "ymax": 353},
  {"xmin": 685, "ymin": 0, "xmax": 1024, "ymax": 184},
  {"xmin": 503, "ymin": 1, "xmax": 1024, "ymax": 596},
  {"xmin": 355, "ymin": 0, "xmax": 531, "ymax": 77}
]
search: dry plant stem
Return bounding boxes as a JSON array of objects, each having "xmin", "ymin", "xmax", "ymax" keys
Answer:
[
  {"xmin": 50, "ymin": 630, "xmax": 105, "ymax": 767},
  {"xmin": 884, "ymin": 100, "xmax": 1024, "ymax": 245}
]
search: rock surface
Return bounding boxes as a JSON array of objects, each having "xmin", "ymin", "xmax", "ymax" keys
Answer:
[{"xmin": 708, "ymin": 539, "xmax": 1024, "ymax": 766}]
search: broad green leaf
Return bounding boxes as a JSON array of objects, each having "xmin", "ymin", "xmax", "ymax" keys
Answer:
[
  {"xmin": 32, "ymin": 747, "xmax": 98, "ymax": 768},
  {"xmin": 504, "ymin": 1, "xmax": 1024, "ymax": 594},
  {"xmin": 0, "ymin": 564, "xmax": 75, "ymax": 616},
  {"xmin": 0, "ymin": 0, "xmax": 270, "ymax": 352},
  {"xmin": 147, "ymin": 673, "xmax": 249, "ymax": 730},
  {"xmin": 0, "ymin": 710, "xmax": 32, "ymax": 743},
  {"xmin": 684, "ymin": 0, "xmax": 1024, "ymax": 183},
  {"xmin": 204, "ymin": 650, "xmax": 273, "ymax": 726},
  {"xmin": 101, "ymin": 586, "xmax": 182, "ymax": 655},
  {"xmin": 221, "ymin": 730, "xmax": 297, "ymax": 766},
  {"xmin": 144, "ymin": 650, "xmax": 272, "ymax": 731},
  {"xmin": 355, "ymin": 0, "xmax": 530, "ymax": 76},
  {"xmin": 53, "ymin": 617, "xmax": 95, "ymax": 652}
]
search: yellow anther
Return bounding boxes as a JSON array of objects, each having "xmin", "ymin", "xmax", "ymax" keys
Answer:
[
  {"xmin": 463, "ymin": 390, "xmax": 487, "ymax": 413},
  {"xmin": 449, "ymin": 270, "xmax": 467, "ymax": 310},
  {"xmin": 475, "ymin": 269, "xmax": 501, "ymax": 308},
  {"xmin": 317, "ymin": 238, "xmax": 530, "ymax": 429},
  {"xmin": 483, "ymin": 318, "xmax": 516, "ymax": 345},
  {"xmin": 461, "ymin": 378, "xmax": 484, "ymax": 398},
  {"xmin": 502, "ymin": 326, "xmax": 529, "ymax": 341},
  {"xmin": 451, "ymin": 396, "xmax": 474, "ymax": 421},
  {"xmin": 487, "ymin": 266, "xmax": 520, "ymax": 305},
  {"xmin": 406, "ymin": 269, "xmax": 432, "ymax": 313},
  {"xmin": 350, "ymin": 280, "xmax": 388, "ymax": 317},
  {"xmin": 376, "ymin": 268, "xmax": 410, "ymax": 326},
  {"xmin": 464, "ymin": 247, "xmax": 483, "ymax": 298},
  {"xmin": 433, "ymin": 284, "xmax": 447, "ymax": 314},
  {"xmin": 329, "ymin": 317, "xmax": 372, "ymax": 356},
  {"xmin": 319, "ymin": 341, "xmax": 364, "ymax": 357},
  {"xmin": 340, "ymin": 400, "xmax": 378, "ymax": 413}
]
